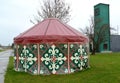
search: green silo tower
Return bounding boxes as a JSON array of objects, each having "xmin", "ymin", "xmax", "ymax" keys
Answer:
[{"xmin": 94, "ymin": 3, "xmax": 110, "ymax": 52}]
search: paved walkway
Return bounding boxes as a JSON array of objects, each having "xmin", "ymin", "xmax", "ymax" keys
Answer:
[{"xmin": 0, "ymin": 50, "xmax": 13, "ymax": 83}]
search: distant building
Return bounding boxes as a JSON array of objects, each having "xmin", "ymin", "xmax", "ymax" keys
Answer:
[
  {"xmin": 94, "ymin": 3, "xmax": 110, "ymax": 52},
  {"xmin": 110, "ymin": 35, "xmax": 120, "ymax": 52},
  {"xmin": 94, "ymin": 3, "xmax": 120, "ymax": 52}
]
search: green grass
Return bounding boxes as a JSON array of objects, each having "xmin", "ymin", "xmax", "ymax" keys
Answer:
[
  {"xmin": 0, "ymin": 49, "xmax": 6, "ymax": 52},
  {"xmin": 0, "ymin": 49, "xmax": 3, "ymax": 52},
  {"xmin": 5, "ymin": 53, "xmax": 120, "ymax": 83}
]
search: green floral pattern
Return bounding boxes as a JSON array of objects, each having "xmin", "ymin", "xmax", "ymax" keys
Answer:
[
  {"xmin": 18, "ymin": 45, "xmax": 37, "ymax": 72},
  {"xmin": 70, "ymin": 45, "xmax": 88, "ymax": 70},
  {"xmin": 41, "ymin": 45, "xmax": 67, "ymax": 74},
  {"xmin": 14, "ymin": 43, "xmax": 89, "ymax": 75}
]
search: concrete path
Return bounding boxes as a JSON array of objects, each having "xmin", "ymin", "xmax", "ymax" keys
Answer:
[{"xmin": 0, "ymin": 50, "xmax": 13, "ymax": 83}]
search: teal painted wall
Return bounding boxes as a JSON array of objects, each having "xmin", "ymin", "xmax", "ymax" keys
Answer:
[{"xmin": 94, "ymin": 3, "xmax": 110, "ymax": 52}]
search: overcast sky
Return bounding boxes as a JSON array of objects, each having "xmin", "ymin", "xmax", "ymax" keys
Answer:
[{"xmin": 0, "ymin": 0, "xmax": 120, "ymax": 46}]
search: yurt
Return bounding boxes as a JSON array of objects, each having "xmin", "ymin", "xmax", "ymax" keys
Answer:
[{"xmin": 14, "ymin": 18, "xmax": 89, "ymax": 75}]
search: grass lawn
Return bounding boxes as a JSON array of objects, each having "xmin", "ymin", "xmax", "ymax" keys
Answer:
[
  {"xmin": 0, "ymin": 49, "xmax": 6, "ymax": 52},
  {"xmin": 5, "ymin": 53, "xmax": 120, "ymax": 83},
  {"xmin": 0, "ymin": 49, "xmax": 3, "ymax": 52}
]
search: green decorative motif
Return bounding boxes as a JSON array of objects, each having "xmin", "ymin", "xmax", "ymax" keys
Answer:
[
  {"xmin": 71, "ymin": 45, "xmax": 88, "ymax": 70},
  {"xmin": 14, "ymin": 43, "xmax": 89, "ymax": 75},
  {"xmin": 19, "ymin": 45, "xmax": 37, "ymax": 72},
  {"xmin": 41, "ymin": 45, "xmax": 67, "ymax": 74}
]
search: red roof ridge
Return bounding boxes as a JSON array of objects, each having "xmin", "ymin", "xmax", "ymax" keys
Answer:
[{"xmin": 44, "ymin": 19, "xmax": 51, "ymax": 35}]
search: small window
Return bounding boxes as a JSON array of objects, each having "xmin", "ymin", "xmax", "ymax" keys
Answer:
[
  {"xmin": 95, "ymin": 8, "xmax": 100, "ymax": 16},
  {"xmin": 103, "ymin": 44, "xmax": 108, "ymax": 50}
]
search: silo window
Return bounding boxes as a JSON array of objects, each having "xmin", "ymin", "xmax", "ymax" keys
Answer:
[
  {"xmin": 95, "ymin": 8, "xmax": 100, "ymax": 16},
  {"xmin": 103, "ymin": 44, "xmax": 108, "ymax": 50}
]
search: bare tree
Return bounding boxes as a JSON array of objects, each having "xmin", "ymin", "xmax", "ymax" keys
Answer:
[
  {"xmin": 110, "ymin": 26, "xmax": 117, "ymax": 35},
  {"xmin": 80, "ymin": 16, "xmax": 111, "ymax": 55},
  {"xmin": 80, "ymin": 16, "xmax": 95, "ymax": 54},
  {"xmin": 30, "ymin": 0, "xmax": 71, "ymax": 24},
  {"xmin": 93, "ymin": 24, "xmax": 109, "ymax": 53}
]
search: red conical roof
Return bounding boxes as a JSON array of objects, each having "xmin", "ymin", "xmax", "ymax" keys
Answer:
[{"xmin": 14, "ymin": 18, "xmax": 88, "ymax": 44}]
